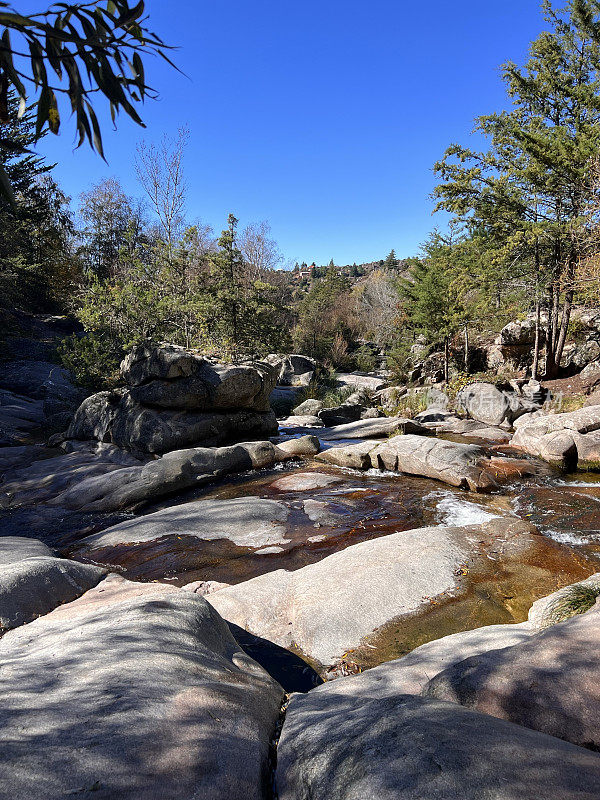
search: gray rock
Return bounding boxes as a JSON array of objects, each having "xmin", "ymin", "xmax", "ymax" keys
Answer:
[
  {"xmin": 512, "ymin": 404, "xmax": 600, "ymax": 469},
  {"xmin": 209, "ymin": 525, "xmax": 465, "ymax": 667},
  {"xmin": 316, "ymin": 440, "xmax": 379, "ymax": 469},
  {"xmin": 266, "ymin": 353, "xmax": 316, "ymax": 386},
  {"xmin": 0, "ymin": 574, "xmax": 283, "ymax": 800},
  {"xmin": 275, "ymin": 435, "xmax": 321, "ymax": 457},
  {"xmin": 360, "ymin": 407, "xmax": 383, "ymax": 419},
  {"xmin": 0, "ymin": 536, "xmax": 53, "ymax": 564},
  {"xmin": 456, "ymin": 382, "xmax": 536, "ymax": 427},
  {"xmin": 291, "ymin": 399, "xmax": 324, "ymax": 416},
  {"xmin": 370, "ymin": 434, "xmax": 495, "ymax": 491},
  {"xmin": 270, "ymin": 472, "xmax": 342, "ymax": 491},
  {"xmin": 70, "ymin": 390, "xmax": 278, "ymax": 454},
  {"xmin": 276, "ymin": 692, "xmax": 600, "ymax": 800},
  {"xmin": 0, "ymin": 360, "xmax": 79, "ymax": 404},
  {"xmin": 425, "ymin": 603, "xmax": 600, "ymax": 750},
  {"xmin": 0, "ymin": 537, "xmax": 106, "ymax": 631},
  {"xmin": 318, "ymin": 403, "xmax": 364, "ymax": 427},
  {"xmin": 51, "ymin": 440, "xmax": 292, "ymax": 512},
  {"xmin": 581, "ymin": 361, "xmax": 600, "ymax": 390},
  {"xmin": 79, "ymin": 497, "xmax": 290, "ymax": 551},
  {"xmin": 278, "ymin": 414, "xmax": 324, "ymax": 429},
  {"xmin": 500, "ymin": 317, "xmax": 539, "ymax": 346},
  {"xmin": 1, "ymin": 443, "xmax": 145, "ymax": 508},
  {"xmin": 322, "ymin": 416, "xmax": 428, "ymax": 440},
  {"xmin": 335, "ymin": 372, "xmax": 388, "ymax": 391},
  {"xmin": 68, "ymin": 344, "xmax": 279, "ymax": 454}
]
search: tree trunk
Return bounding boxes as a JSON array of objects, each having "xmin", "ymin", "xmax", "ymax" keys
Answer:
[
  {"xmin": 444, "ymin": 337, "xmax": 449, "ymax": 383},
  {"xmin": 464, "ymin": 324, "xmax": 469, "ymax": 373},
  {"xmin": 554, "ymin": 251, "xmax": 576, "ymax": 369},
  {"xmin": 532, "ymin": 299, "xmax": 541, "ymax": 381}
]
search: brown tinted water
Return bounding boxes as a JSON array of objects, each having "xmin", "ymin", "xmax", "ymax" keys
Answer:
[{"xmin": 63, "ymin": 437, "xmax": 600, "ymax": 676}]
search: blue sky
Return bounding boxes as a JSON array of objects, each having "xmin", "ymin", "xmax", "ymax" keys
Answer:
[{"xmin": 37, "ymin": 0, "xmax": 546, "ymax": 265}]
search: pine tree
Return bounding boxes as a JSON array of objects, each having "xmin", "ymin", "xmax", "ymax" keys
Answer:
[
  {"xmin": 383, "ymin": 249, "xmax": 399, "ymax": 270},
  {"xmin": 434, "ymin": 0, "xmax": 600, "ymax": 377},
  {"xmin": 0, "ymin": 88, "xmax": 76, "ymax": 311}
]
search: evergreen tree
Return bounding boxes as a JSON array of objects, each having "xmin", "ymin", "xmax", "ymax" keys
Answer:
[
  {"xmin": 383, "ymin": 249, "xmax": 399, "ymax": 270},
  {"xmin": 434, "ymin": 0, "xmax": 600, "ymax": 376},
  {"xmin": 0, "ymin": 88, "xmax": 76, "ymax": 311}
]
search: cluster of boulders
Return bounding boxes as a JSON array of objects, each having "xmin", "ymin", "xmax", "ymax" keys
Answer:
[
  {"xmin": 281, "ymin": 390, "xmax": 385, "ymax": 429},
  {"xmin": 0, "ymin": 314, "xmax": 86, "ymax": 446},
  {"xmin": 486, "ymin": 307, "xmax": 600, "ymax": 372},
  {"xmin": 1, "ymin": 530, "xmax": 599, "ymax": 799},
  {"xmin": 67, "ymin": 343, "xmax": 279, "ymax": 454},
  {"xmin": 277, "ymin": 589, "xmax": 600, "ymax": 799},
  {"xmin": 265, "ymin": 353, "xmax": 316, "ymax": 386},
  {"xmin": 512, "ymin": 404, "xmax": 600, "ymax": 470}
]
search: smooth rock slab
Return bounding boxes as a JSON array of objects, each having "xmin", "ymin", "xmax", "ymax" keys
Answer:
[
  {"xmin": 270, "ymin": 472, "xmax": 342, "ymax": 491},
  {"xmin": 425, "ymin": 603, "xmax": 600, "ymax": 750},
  {"xmin": 79, "ymin": 497, "xmax": 290, "ymax": 550},
  {"xmin": 321, "ymin": 416, "xmax": 428, "ymax": 440},
  {"xmin": 276, "ymin": 692, "xmax": 600, "ymax": 800},
  {"xmin": 209, "ymin": 526, "xmax": 465, "ymax": 667},
  {"xmin": 0, "ymin": 537, "xmax": 106, "ymax": 631},
  {"xmin": 49, "ymin": 441, "xmax": 292, "ymax": 513},
  {"xmin": 0, "ymin": 575, "xmax": 284, "ymax": 800}
]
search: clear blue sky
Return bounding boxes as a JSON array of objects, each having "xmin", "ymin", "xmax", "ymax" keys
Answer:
[{"xmin": 37, "ymin": 0, "xmax": 547, "ymax": 265}]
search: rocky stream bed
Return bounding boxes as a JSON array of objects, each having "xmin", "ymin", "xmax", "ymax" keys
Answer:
[{"xmin": 2, "ymin": 336, "xmax": 600, "ymax": 798}]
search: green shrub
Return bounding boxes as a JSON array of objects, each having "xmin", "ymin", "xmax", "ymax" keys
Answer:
[{"xmin": 58, "ymin": 333, "xmax": 123, "ymax": 391}]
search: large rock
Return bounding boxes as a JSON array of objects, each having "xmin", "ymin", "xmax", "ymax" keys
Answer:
[
  {"xmin": 291, "ymin": 398, "xmax": 324, "ymax": 416},
  {"xmin": 425, "ymin": 602, "xmax": 600, "ymax": 750},
  {"xmin": 335, "ymin": 372, "xmax": 388, "ymax": 391},
  {"xmin": 0, "ymin": 574, "xmax": 283, "ymax": 799},
  {"xmin": 276, "ymin": 692, "xmax": 600, "ymax": 800},
  {"xmin": 266, "ymin": 353, "xmax": 316, "ymax": 386},
  {"xmin": 317, "ymin": 403, "xmax": 364, "ymax": 427},
  {"xmin": 209, "ymin": 525, "xmax": 467, "ymax": 667},
  {"xmin": 318, "ymin": 435, "xmax": 532, "ymax": 490},
  {"xmin": 1, "ymin": 442, "xmax": 146, "ymax": 508},
  {"xmin": 500, "ymin": 317, "xmax": 540, "ymax": 346},
  {"xmin": 512, "ymin": 404, "xmax": 600, "ymax": 469},
  {"xmin": 67, "ymin": 344, "xmax": 279, "ymax": 454},
  {"xmin": 78, "ymin": 497, "xmax": 290, "ymax": 552},
  {"xmin": 317, "ymin": 440, "xmax": 380, "ymax": 469},
  {"xmin": 0, "ymin": 536, "xmax": 106, "ymax": 631},
  {"xmin": 456, "ymin": 382, "xmax": 537, "ymax": 427},
  {"xmin": 209, "ymin": 518, "xmax": 560, "ymax": 670},
  {"xmin": 371, "ymin": 435, "xmax": 495, "ymax": 491},
  {"xmin": 321, "ymin": 416, "xmax": 428, "ymax": 440},
  {"xmin": 69, "ymin": 390, "xmax": 278, "ymax": 454},
  {"xmin": 49, "ymin": 440, "xmax": 294, "ymax": 512},
  {"xmin": 580, "ymin": 361, "xmax": 600, "ymax": 390}
]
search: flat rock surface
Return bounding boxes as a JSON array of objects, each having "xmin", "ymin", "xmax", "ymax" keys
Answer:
[
  {"xmin": 425, "ymin": 603, "xmax": 600, "ymax": 749},
  {"xmin": 0, "ymin": 575, "xmax": 283, "ymax": 800},
  {"xmin": 270, "ymin": 472, "xmax": 343, "ymax": 491},
  {"xmin": 78, "ymin": 497, "xmax": 291, "ymax": 550},
  {"xmin": 321, "ymin": 416, "xmax": 428, "ymax": 440},
  {"xmin": 209, "ymin": 525, "xmax": 465, "ymax": 667},
  {"xmin": 276, "ymin": 691, "xmax": 600, "ymax": 799}
]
